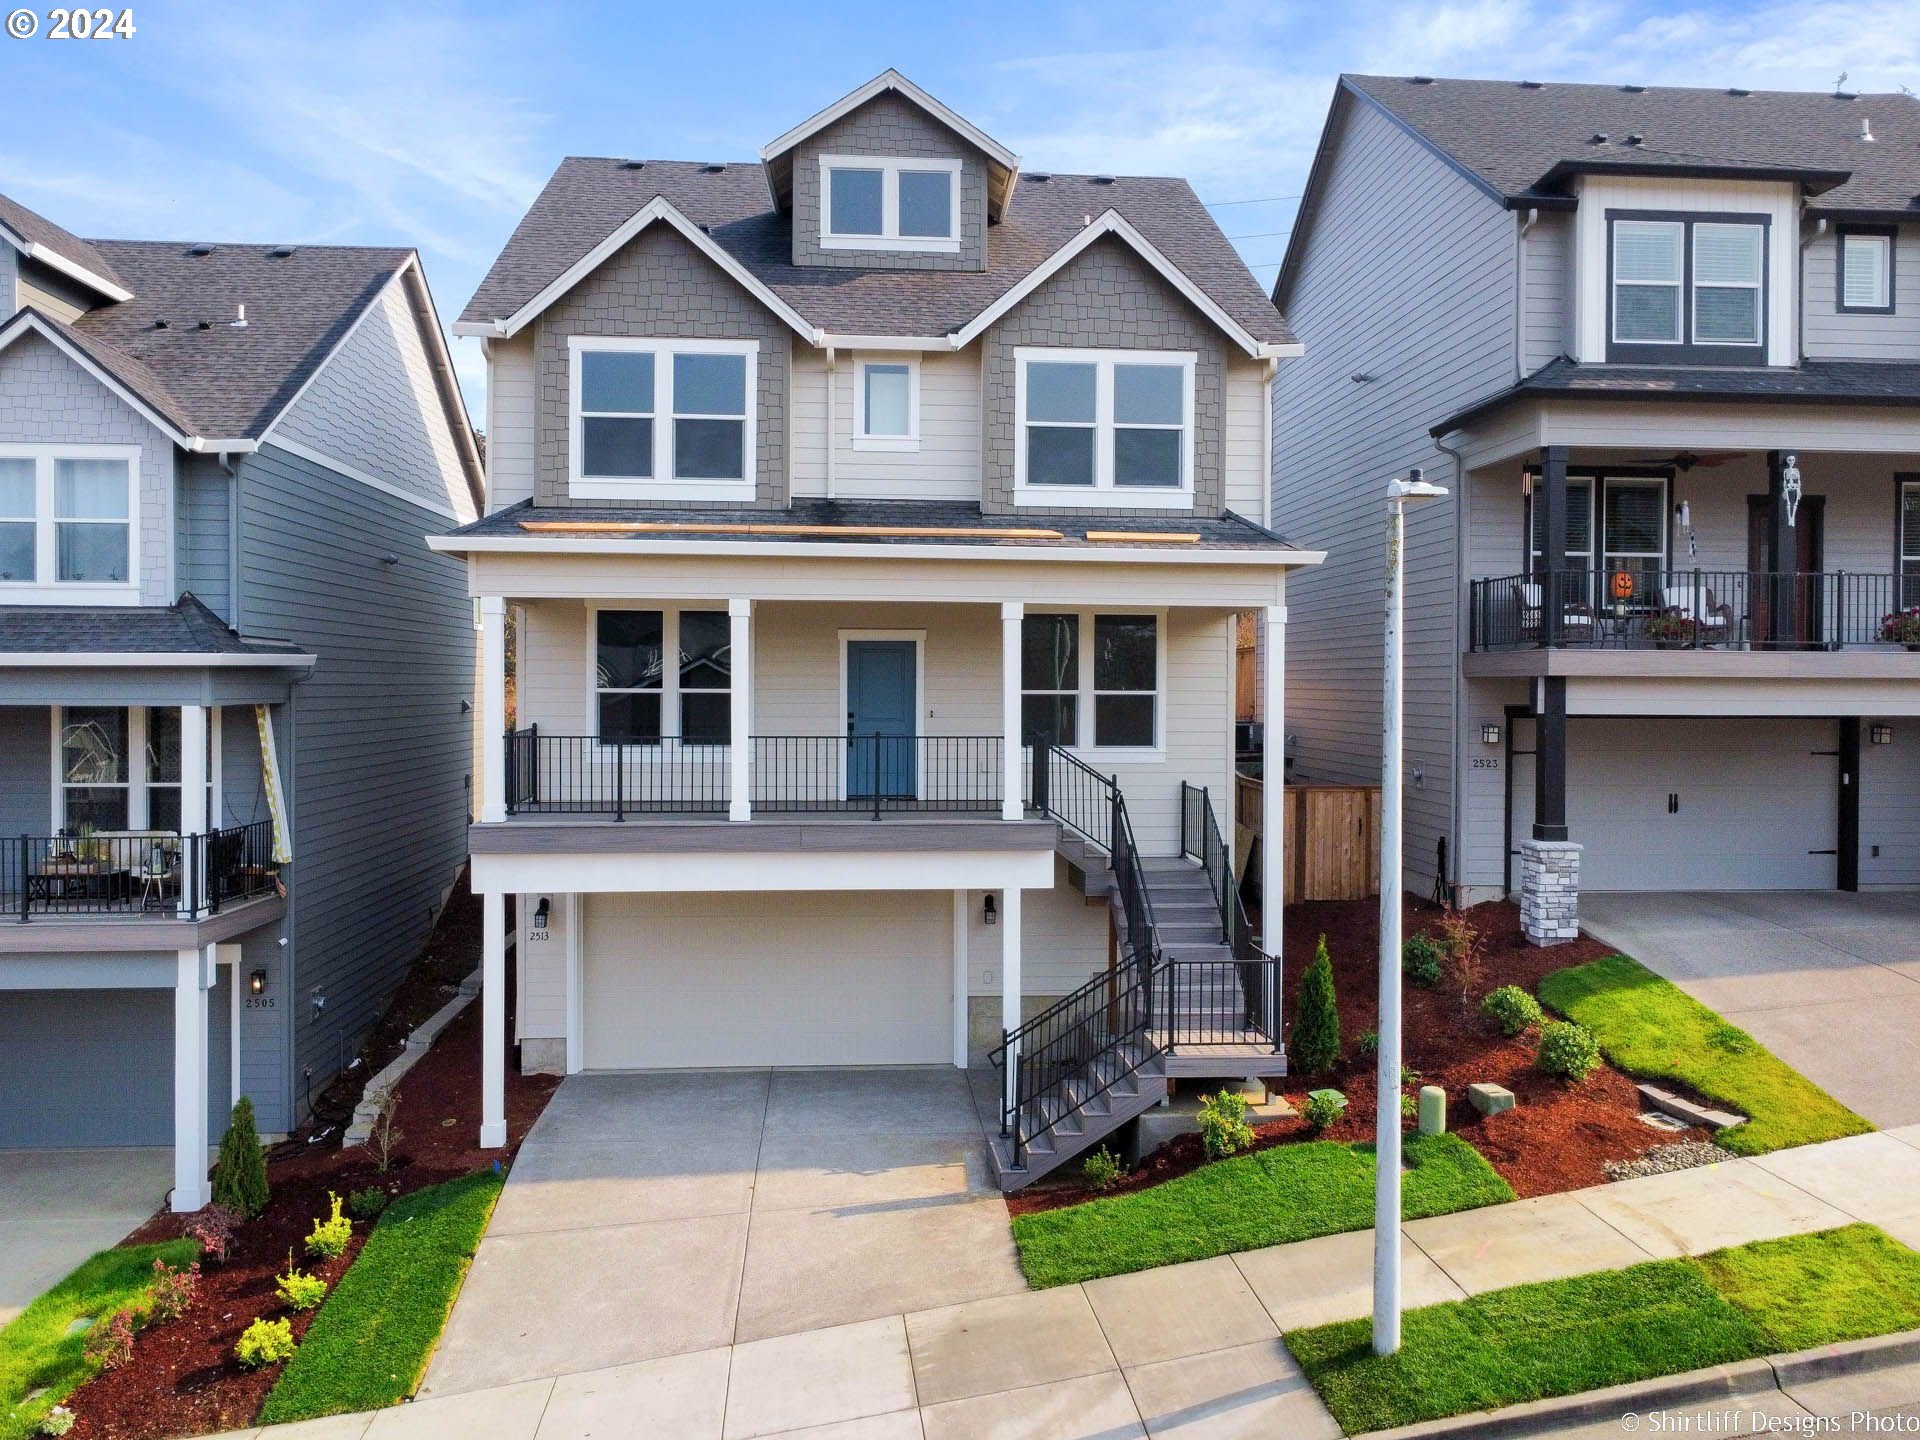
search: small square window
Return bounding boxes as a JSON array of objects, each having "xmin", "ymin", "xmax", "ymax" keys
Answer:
[
  {"xmin": 1841, "ymin": 230, "xmax": 1893, "ymax": 313},
  {"xmin": 861, "ymin": 364, "xmax": 912, "ymax": 438}
]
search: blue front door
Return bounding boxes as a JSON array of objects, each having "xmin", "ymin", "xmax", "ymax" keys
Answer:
[{"xmin": 846, "ymin": 640, "xmax": 916, "ymax": 799}]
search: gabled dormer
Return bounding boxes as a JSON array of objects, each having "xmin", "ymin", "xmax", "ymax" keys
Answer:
[
  {"xmin": 759, "ymin": 69, "xmax": 1019, "ymax": 273},
  {"xmin": 1, "ymin": 191, "xmax": 132, "ymax": 322}
]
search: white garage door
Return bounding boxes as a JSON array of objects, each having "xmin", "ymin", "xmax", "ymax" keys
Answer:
[
  {"xmin": 1517, "ymin": 718, "xmax": 1839, "ymax": 891},
  {"xmin": 582, "ymin": 891, "xmax": 953, "ymax": 1069}
]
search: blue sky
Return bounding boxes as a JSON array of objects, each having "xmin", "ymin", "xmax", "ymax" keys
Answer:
[{"xmin": 4, "ymin": 0, "xmax": 1917, "ymax": 414}]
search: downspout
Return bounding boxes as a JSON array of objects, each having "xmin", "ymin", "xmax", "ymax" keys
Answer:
[
  {"xmin": 1513, "ymin": 208, "xmax": 1539, "ymax": 381},
  {"xmin": 824, "ymin": 345, "xmax": 837, "ymax": 500},
  {"xmin": 1435, "ymin": 428, "xmax": 1469, "ymax": 904}
]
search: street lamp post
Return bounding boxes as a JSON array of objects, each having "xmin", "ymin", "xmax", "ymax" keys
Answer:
[{"xmin": 1376, "ymin": 468, "xmax": 1448, "ymax": 1356}]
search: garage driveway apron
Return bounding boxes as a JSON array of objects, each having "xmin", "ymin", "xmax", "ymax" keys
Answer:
[
  {"xmin": 420, "ymin": 1067, "xmax": 1025, "ymax": 1397},
  {"xmin": 1581, "ymin": 889, "xmax": 1920, "ymax": 1129},
  {"xmin": 0, "ymin": 1148, "xmax": 173, "ymax": 1324}
]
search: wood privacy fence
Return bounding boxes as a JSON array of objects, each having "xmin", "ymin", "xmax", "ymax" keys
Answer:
[{"xmin": 1234, "ymin": 775, "xmax": 1382, "ymax": 903}]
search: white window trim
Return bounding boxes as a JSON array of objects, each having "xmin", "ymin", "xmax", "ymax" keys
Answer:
[
  {"xmin": 568, "ymin": 338, "xmax": 757, "ymax": 502},
  {"xmin": 852, "ymin": 355, "xmax": 921, "ymax": 451},
  {"xmin": 585, "ymin": 602, "xmax": 735, "ymax": 754},
  {"xmin": 1690, "ymin": 222, "xmax": 1764, "ymax": 347},
  {"xmin": 49, "ymin": 704, "xmax": 221, "ymax": 833},
  {"xmin": 1020, "ymin": 609, "xmax": 1166, "ymax": 760},
  {"xmin": 819, "ymin": 155, "xmax": 962, "ymax": 254},
  {"xmin": 1610, "ymin": 219, "xmax": 1685, "ymax": 347},
  {"xmin": 0, "ymin": 442, "xmax": 140, "ymax": 604},
  {"xmin": 1012, "ymin": 348, "xmax": 1197, "ymax": 509}
]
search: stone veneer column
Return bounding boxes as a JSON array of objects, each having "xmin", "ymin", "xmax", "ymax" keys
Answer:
[{"xmin": 1518, "ymin": 839, "xmax": 1581, "ymax": 945}]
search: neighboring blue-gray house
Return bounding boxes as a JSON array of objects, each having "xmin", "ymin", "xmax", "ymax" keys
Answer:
[{"xmin": 0, "ymin": 192, "xmax": 484, "ymax": 1210}]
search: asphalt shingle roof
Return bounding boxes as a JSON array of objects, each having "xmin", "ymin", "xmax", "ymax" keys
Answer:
[
  {"xmin": 0, "ymin": 191, "xmax": 128, "ymax": 292},
  {"xmin": 1345, "ymin": 74, "xmax": 1920, "ymax": 214},
  {"xmin": 459, "ymin": 157, "xmax": 1295, "ymax": 346},
  {"xmin": 1433, "ymin": 357, "xmax": 1920, "ymax": 434},
  {"xmin": 0, "ymin": 594, "xmax": 310, "ymax": 656},
  {"xmin": 445, "ymin": 498, "xmax": 1306, "ymax": 552}
]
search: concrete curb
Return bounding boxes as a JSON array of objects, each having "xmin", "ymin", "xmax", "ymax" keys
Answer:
[
  {"xmin": 1362, "ymin": 1328, "xmax": 1920, "ymax": 1438},
  {"xmin": 343, "ymin": 967, "xmax": 481, "ymax": 1145}
]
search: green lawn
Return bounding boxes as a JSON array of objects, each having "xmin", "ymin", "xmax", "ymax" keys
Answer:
[
  {"xmin": 258, "ymin": 1170, "xmax": 503, "ymax": 1424},
  {"xmin": 1011, "ymin": 1133, "xmax": 1513, "ymax": 1288},
  {"xmin": 0, "ymin": 1239, "xmax": 200, "ymax": 1440},
  {"xmin": 1288, "ymin": 1223, "xmax": 1919, "ymax": 1434},
  {"xmin": 1538, "ymin": 955, "xmax": 1870, "ymax": 1155}
]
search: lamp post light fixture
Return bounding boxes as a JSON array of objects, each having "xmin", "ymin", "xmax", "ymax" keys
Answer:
[
  {"xmin": 1377, "ymin": 468, "xmax": 1448, "ymax": 1358},
  {"xmin": 1481, "ymin": 723, "xmax": 1503, "ymax": 745}
]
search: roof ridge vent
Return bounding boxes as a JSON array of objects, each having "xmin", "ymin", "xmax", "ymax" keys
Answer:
[
  {"xmin": 700, "ymin": 163, "xmax": 725, "ymax": 173},
  {"xmin": 1620, "ymin": 83, "xmax": 1646, "ymax": 93},
  {"xmin": 1028, "ymin": 172, "xmax": 1052, "ymax": 182},
  {"xmin": 187, "ymin": 243, "xmax": 215, "ymax": 257},
  {"xmin": 268, "ymin": 245, "xmax": 295, "ymax": 259},
  {"xmin": 1517, "ymin": 80, "xmax": 1544, "ymax": 89},
  {"xmin": 1407, "ymin": 75, "xmax": 1434, "ymax": 84},
  {"xmin": 620, "ymin": 159, "xmax": 646, "ymax": 169},
  {"xmin": 1588, "ymin": 132, "xmax": 1609, "ymax": 145},
  {"xmin": 1727, "ymin": 87, "xmax": 1751, "ymax": 97},
  {"xmin": 1623, "ymin": 133, "xmax": 1645, "ymax": 146},
  {"xmin": 1089, "ymin": 175, "xmax": 1115, "ymax": 185}
]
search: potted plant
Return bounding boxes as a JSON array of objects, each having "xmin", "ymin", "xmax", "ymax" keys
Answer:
[
  {"xmin": 1645, "ymin": 613, "xmax": 1697, "ymax": 649},
  {"xmin": 1880, "ymin": 608, "xmax": 1920, "ymax": 650}
]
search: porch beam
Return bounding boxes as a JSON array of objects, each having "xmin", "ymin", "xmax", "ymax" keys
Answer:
[
  {"xmin": 479, "ymin": 888, "xmax": 507, "ymax": 1148},
  {"xmin": 171, "ymin": 943, "xmax": 213, "ymax": 1212},
  {"xmin": 729, "ymin": 599, "xmax": 753, "ymax": 822},
  {"xmin": 1000, "ymin": 602, "xmax": 1024, "ymax": 821},
  {"xmin": 480, "ymin": 597, "xmax": 508, "ymax": 822},
  {"xmin": 1532, "ymin": 677, "xmax": 1569, "ymax": 842},
  {"xmin": 1539, "ymin": 446, "xmax": 1570, "ymax": 647}
]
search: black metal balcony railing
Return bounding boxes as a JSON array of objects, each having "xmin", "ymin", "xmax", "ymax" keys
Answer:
[
  {"xmin": 502, "ymin": 726, "xmax": 1004, "ymax": 819},
  {"xmin": 1470, "ymin": 570, "xmax": 1917, "ymax": 652},
  {"xmin": 3, "ymin": 821, "xmax": 278, "ymax": 922}
]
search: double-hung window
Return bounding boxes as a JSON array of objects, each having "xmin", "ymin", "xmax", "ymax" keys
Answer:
[
  {"xmin": 1839, "ymin": 226, "xmax": 1895, "ymax": 314},
  {"xmin": 570, "ymin": 339, "xmax": 755, "ymax": 499},
  {"xmin": 1900, "ymin": 481, "xmax": 1920, "ymax": 608},
  {"xmin": 54, "ymin": 705, "xmax": 216, "ymax": 833},
  {"xmin": 1609, "ymin": 213, "xmax": 1767, "ymax": 363},
  {"xmin": 1019, "ymin": 612, "xmax": 1160, "ymax": 751},
  {"xmin": 820, "ymin": 156, "xmax": 961, "ymax": 253},
  {"xmin": 1014, "ymin": 349, "xmax": 1195, "ymax": 506},
  {"xmin": 0, "ymin": 446, "xmax": 137, "ymax": 599},
  {"xmin": 854, "ymin": 358, "xmax": 919, "ymax": 450},
  {"xmin": 1525, "ymin": 473, "xmax": 1669, "ymax": 605},
  {"xmin": 594, "ymin": 608, "xmax": 732, "ymax": 745}
]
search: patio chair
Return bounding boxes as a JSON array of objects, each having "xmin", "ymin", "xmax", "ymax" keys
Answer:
[
  {"xmin": 1515, "ymin": 582, "xmax": 1596, "ymax": 644},
  {"xmin": 1659, "ymin": 582, "xmax": 1737, "ymax": 646}
]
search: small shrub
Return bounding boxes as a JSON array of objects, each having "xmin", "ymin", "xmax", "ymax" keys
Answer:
[
  {"xmin": 304, "ymin": 1192, "xmax": 352, "ymax": 1260},
  {"xmin": 276, "ymin": 1256, "xmax": 329, "ymax": 1312},
  {"xmin": 235, "ymin": 1316, "xmax": 296, "ymax": 1369},
  {"xmin": 38, "ymin": 1406, "xmax": 75, "ymax": 1436},
  {"xmin": 1303, "ymin": 1087, "xmax": 1348, "ymax": 1131},
  {"xmin": 364, "ymin": 1085, "xmax": 404, "ymax": 1174},
  {"xmin": 1081, "ymin": 1146, "xmax": 1123, "ymax": 1192},
  {"xmin": 147, "ymin": 1256, "xmax": 200, "ymax": 1324},
  {"xmin": 1400, "ymin": 1063, "xmax": 1421, "ymax": 1088},
  {"xmin": 1482, "ymin": 984, "xmax": 1544, "ymax": 1037},
  {"xmin": 1402, "ymin": 933, "xmax": 1444, "ymax": 987},
  {"xmin": 1536, "ymin": 1020, "xmax": 1602, "ymax": 1083},
  {"xmin": 1196, "ymin": 1090, "xmax": 1255, "ymax": 1159},
  {"xmin": 83, "ymin": 1309, "xmax": 136, "ymax": 1371},
  {"xmin": 347, "ymin": 1186, "xmax": 390, "ymax": 1220},
  {"xmin": 211, "ymin": 1095, "xmax": 269, "ymax": 1219},
  {"xmin": 1437, "ymin": 907, "xmax": 1487, "ymax": 1003},
  {"xmin": 1401, "ymin": 1091, "xmax": 1417, "ymax": 1121},
  {"xmin": 185, "ymin": 1203, "xmax": 239, "ymax": 1264},
  {"xmin": 1291, "ymin": 934, "xmax": 1342, "ymax": 1075},
  {"xmin": 1357, "ymin": 1028, "xmax": 1379, "ymax": 1058}
]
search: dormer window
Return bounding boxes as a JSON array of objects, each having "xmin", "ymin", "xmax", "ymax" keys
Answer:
[
  {"xmin": 1608, "ymin": 211, "xmax": 1768, "ymax": 365},
  {"xmin": 820, "ymin": 156, "xmax": 960, "ymax": 253}
]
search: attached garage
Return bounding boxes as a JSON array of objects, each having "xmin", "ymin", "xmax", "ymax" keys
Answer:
[
  {"xmin": 1514, "ymin": 717, "xmax": 1840, "ymax": 892},
  {"xmin": 581, "ymin": 891, "xmax": 956, "ymax": 1069}
]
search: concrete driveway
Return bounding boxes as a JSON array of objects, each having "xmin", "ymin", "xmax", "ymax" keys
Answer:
[
  {"xmin": 1582, "ymin": 890, "xmax": 1920, "ymax": 1129},
  {"xmin": 0, "ymin": 1149, "xmax": 171, "ymax": 1323},
  {"xmin": 421, "ymin": 1067, "xmax": 1025, "ymax": 1398}
]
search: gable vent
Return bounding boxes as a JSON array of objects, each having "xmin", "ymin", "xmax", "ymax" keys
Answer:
[
  {"xmin": 268, "ymin": 245, "xmax": 295, "ymax": 259},
  {"xmin": 187, "ymin": 243, "xmax": 215, "ymax": 257},
  {"xmin": 620, "ymin": 159, "xmax": 646, "ymax": 170},
  {"xmin": 1620, "ymin": 83, "xmax": 1646, "ymax": 93}
]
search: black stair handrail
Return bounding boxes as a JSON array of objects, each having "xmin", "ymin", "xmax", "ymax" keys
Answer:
[{"xmin": 1179, "ymin": 780, "xmax": 1281, "ymax": 1051}]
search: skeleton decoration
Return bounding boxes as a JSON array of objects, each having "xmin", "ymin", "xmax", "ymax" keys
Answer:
[{"xmin": 1781, "ymin": 453, "xmax": 1803, "ymax": 527}]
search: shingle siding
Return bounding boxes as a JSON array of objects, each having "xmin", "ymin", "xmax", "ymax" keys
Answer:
[
  {"xmin": 981, "ymin": 236, "xmax": 1228, "ymax": 518},
  {"xmin": 532, "ymin": 225, "xmax": 789, "ymax": 509},
  {"xmin": 237, "ymin": 444, "xmax": 472, "ymax": 1119},
  {"xmin": 788, "ymin": 91, "xmax": 988, "ymax": 273},
  {"xmin": 1271, "ymin": 97, "xmax": 1518, "ymax": 898}
]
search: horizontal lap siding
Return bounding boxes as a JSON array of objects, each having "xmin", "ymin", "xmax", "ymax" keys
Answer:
[
  {"xmin": 1223, "ymin": 358, "xmax": 1266, "ymax": 520},
  {"xmin": 1521, "ymin": 212, "xmax": 1571, "ymax": 374},
  {"xmin": 1272, "ymin": 98, "xmax": 1518, "ymax": 896},
  {"xmin": 238, "ymin": 446, "xmax": 472, "ymax": 1122},
  {"xmin": 486, "ymin": 332, "xmax": 537, "ymax": 511},
  {"xmin": 176, "ymin": 454, "xmax": 232, "ymax": 621},
  {"xmin": 790, "ymin": 347, "xmax": 984, "ymax": 501},
  {"xmin": 1803, "ymin": 227, "xmax": 1920, "ymax": 361}
]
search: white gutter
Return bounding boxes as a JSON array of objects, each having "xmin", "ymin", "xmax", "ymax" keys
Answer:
[{"xmin": 0, "ymin": 651, "xmax": 316, "ymax": 668}]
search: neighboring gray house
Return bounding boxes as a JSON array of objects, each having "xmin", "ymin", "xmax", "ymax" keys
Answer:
[
  {"xmin": 0, "ymin": 192, "xmax": 484, "ymax": 1210},
  {"xmin": 1272, "ymin": 76, "xmax": 1920, "ymax": 939},
  {"xmin": 437, "ymin": 71, "xmax": 1322, "ymax": 1187}
]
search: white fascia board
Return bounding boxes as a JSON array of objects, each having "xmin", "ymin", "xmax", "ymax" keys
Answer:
[
  {"xmin": 487, "ymin": 198, "xmax": 821, "ymax": 344},
  {"xmin": 0, "ymin": 651, "xmax": 316, "ymax": 668},
  {"xmin": 427, "ymin": 533, "xmax": 1326, "ymax": 568},
  {"xmin": 0, "ymin": 221, "xmax": 136, "ymax": 303},
  {"xmin": 758, "ymin": 69, "xmax": 1020, "ymax": 174},
  {"xmin": 819, "ymin": 333, "xmax": 954, "ymax": 352},
  {"xmin": 473, "ymin": 846, "xmax": 1053, "ymax": 896},
  {"xmin": 950, "ymin": 210, "xmax": 1277, "ymax": 359}
]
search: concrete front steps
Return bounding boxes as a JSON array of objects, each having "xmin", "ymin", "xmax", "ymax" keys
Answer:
[{"xmin": 986, "ymin": 1044, "xmax": 1170, "ymax": 1191}]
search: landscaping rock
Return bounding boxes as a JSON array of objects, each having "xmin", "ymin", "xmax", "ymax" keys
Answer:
[
  {"xmin": 1604, "ymin": 1140, "xmax": 1734, "ymax": 1181},
  {"xmin": 1418, "ymin": 1085, "xmax": 1447, "ymax": 1135},
  {"xmin": 1468, "ymin": 1082, "xmax": 1516, "ymax": 1117},
  {"xmin": 1635, "ymin": 1083, "xmax": 1747, "ymax": 1132}
]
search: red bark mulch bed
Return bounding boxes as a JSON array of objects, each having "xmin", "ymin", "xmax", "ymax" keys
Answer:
[
  {"xmin": 1010, "ymin": 898, "xmax": 1697, "ymax": 1215},
  {"xmin": 62, "ymin": 877, "xmax": 560, "ymax": 1440}
]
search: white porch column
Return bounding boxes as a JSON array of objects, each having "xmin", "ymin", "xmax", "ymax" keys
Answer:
[
  {"xmin": 951, "ymin": 889, "xmax": 969, "ymax": 1069},
  {"xmin": 480, "ymin": 596, "xmax": 508, "ymax": 823},
  {"xmin": 563, "ymin": 894, "xmax": 584, "ymax": 1075},
  {"xmin": 1260, "ymin": 605, "xmax": 1286, "ymax": 969},
  {"xmin": 479, "ymin": 888, "xmax": 507, "ymax": 1147},
  {"xmin": 729, "ymin": 599, "xmax": 753, "ymax": 822},
  {"xmin": 171, "ymin": 944, "xmax": 213, "ymax": 1212},
  {"xmin": 178, "ymin": 705, "xmax": 208, "ymax": 918},
  {"xmin": 1000, "ymin": 602, "xmax": 1024, "ymax": 821},
  {"xmin": 998, "ymin": 886, "xmax": 1023, "ymax": 1115},
  {"xmin": 219, "ymin": 942, "xmax": 243, "ymax": 1110}
]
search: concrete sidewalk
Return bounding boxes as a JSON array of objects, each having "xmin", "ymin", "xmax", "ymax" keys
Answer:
[{"xmin": 205, "ymin": 1124, "xmax": 1920, "ymax": 1440}]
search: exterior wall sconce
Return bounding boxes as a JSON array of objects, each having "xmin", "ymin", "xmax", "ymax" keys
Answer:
[
  {"xmin": 249, "ymin": 968, "xmax": 268, "ymax": 996},
  {"xmin": 983, "ymin": 894, "xmax": 998, "ymax": 926},
  {"xmin": 1871, "ymin": 724, "xmax": 1894, "ymax": 745},
  {"xmin": 1481, "ymin": 724, "xmax": 1503, "ymax": 745},
  {"xmin": 533, "ymin": 897, "xmax": 551, "ymax": 929}
]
